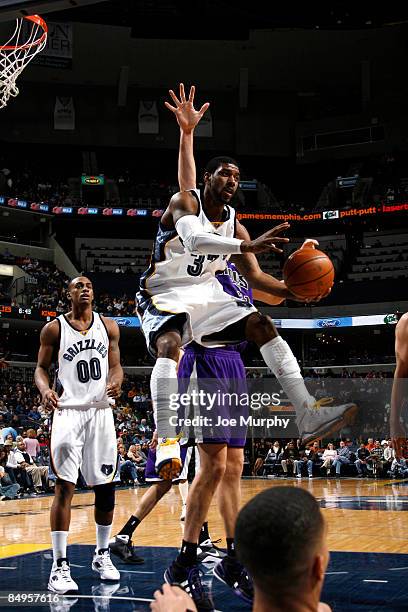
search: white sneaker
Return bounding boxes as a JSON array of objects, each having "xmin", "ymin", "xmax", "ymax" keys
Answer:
[
  {"xmin": 92, "ymin": 548, "xmax": 120, "ymax": 581},
  {"xmin": 308, "ymin": 475, "xmax": 314, "ymax": 479},
  {"xmin": 48, "ymin": 558, "xmax": 79, "ymax": 594},
  {"xmin": 155, "ymin": 438, "xmax": 182, "ymax": 480},
  {"xmin": 180, "ymin": 504, "xmax": 187, "ymax": 521},
  {"xmin": 296, "ymin": 474, "xmax": 302, "ymax": 478},
  {"xmin": 297, "ymin": 399, "xmax": 358, "ymax": 445}
]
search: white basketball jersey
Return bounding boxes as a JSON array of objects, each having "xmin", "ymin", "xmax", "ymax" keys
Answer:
[
  {"xmin": 56, "ymin": 312, "xmax": 110, "ymax": 408},
  {"xmin": 139, "ymin": 189, "xmax": 236, "ymax": 294}
]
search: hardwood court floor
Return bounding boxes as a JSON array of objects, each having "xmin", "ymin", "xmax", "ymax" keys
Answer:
[{"xmin": 1, "ymin": 477, "xmax": 408, "ymax": 559}]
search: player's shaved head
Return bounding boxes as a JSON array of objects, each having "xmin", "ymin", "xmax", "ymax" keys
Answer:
[
  {"xmin": 68, "ymin": 276, "xmax": 92, "ymax": 291},
  {"xmin": 205, "ymin": 156, "xmax": 240, "ymax": 174}
]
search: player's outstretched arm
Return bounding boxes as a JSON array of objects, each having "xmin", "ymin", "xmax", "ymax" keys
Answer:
[
  {"xmin": 34, "ymin": 320, "xmax": 60, "ymax": 410},
  {"xmin": 165, "ymin": 83, "xmax": 209, "ymax": 191},
  {"xmin": 391, "ymin": 313, "xmax": 408, "ymax": 457},
  {"xmin": 103, "ymin": 317, "xmax": 124, "ymax": 399}
]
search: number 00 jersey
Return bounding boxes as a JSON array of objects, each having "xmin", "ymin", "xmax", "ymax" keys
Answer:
[
  {"xmin": 138, "ymin": 188, "xmax": 235, "ymax": 296},
  {"xmin": 55, "ymin": 312, "xmax": 110, "ymax": 408}
]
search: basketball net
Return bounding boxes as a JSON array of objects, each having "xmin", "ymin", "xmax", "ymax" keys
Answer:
[{"xmin": 0, "ymin": 15, "xmax": 47, "ymax": 109}]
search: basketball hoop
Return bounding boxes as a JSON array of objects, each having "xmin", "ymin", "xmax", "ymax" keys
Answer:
[{"xmin": 0, "ymin": 15, "xmax": 48, "ymax": 109}]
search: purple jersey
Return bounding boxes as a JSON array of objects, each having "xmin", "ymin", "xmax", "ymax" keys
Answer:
[
  {"xmin": 215, "ymin": 261, "xmax": 252, "ymax": 353},
  {"xmin": 216, "ymin": 261, "xmax": 253, "ymax": 305}
]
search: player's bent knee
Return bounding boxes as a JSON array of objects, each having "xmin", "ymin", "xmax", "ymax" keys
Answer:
[
  {"xmin": 246, "ymin": 313, "xmax": 278, "ymax": 345},
  {"xmin": 155, "ymin": 332, "xmax": 181, "ymax": 360},
  {"xmin": 94, "ymin": 483, "xmax": 115, "ymax": 513}
]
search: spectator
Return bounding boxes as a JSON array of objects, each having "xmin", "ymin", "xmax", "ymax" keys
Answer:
[
  {"xmin": 235, "ymin": 487, "xmax": 331, "ymax": 612},
  {"xmin": 307, "ymin": 441, "xmax": 323, "ymax": 478},
  {"xmin": 294, "ymin": 450, "xmax": 308, "ymax": 479},
  {"xmin": 118, "ymin": 443, "xmax": 138, "ymax": 485},
  {"xmin": 367, "ymin": 440, "xmax": 384, "ymax": 477},
  {"xmin": 263, "ymin": 440, "xmax": 281, "ymax": 475},
  {"xmin": 24, "ymin": 428, "xmax": 40, "ymax": 460},
  {"xmin": 14, "ymin": 440, "xmax": 48, "ymax": 493},
  {"xmin": 281, "ymin": 441, "xmax": 299, "ymax": 477},
  {"xmin": 355, "ymin": 443, "xmax": 370, "ymax": 477},
  {"xmin": 332, "ymin": 441, "xmax": 351, "ymax": 477},
  {"xmin": 5, "ymin": 440, "xmax": 32, "ymax": 492},
  {"xmin": 321, "ymin": 443, "xmax": 337, "ymax": 476},
  {"xmin": 128, "ymin": 443, "xmax": 147, "ymax": 484},
  {"xmin": 365, "ymin": 438, "xmax": 375, "ymax": 452},
  {"xmin": 2, "ymin": 424, "xmax": 17, "ymax": 441},
  {"xmin": 27, "ymin": 406, "xmax": 41, "ymax": 422},
  {"xmin": 253, "ymin": 439, "xmax": 268, "ymax": 476}
]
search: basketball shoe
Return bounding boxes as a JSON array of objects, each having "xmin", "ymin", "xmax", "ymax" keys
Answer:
[
  {"xmin": 297, "ymin": 398, "xmax": 358, "ymax": 445},
  {"xmin": 92, "ymin": 548, "xmax": 120, "ymax": 580},
  {"xmin": 155, "ymin": 438, "xmax": 182, "ymax": 480},
  {"xmin": 197, "ymin": 538, "xmax": 227, "ymax": 564},
  {"xmin": 213, "ymin": 556, "xmax": 253, "ymax": 604},
  {"xmin": 164, "ymin": 560, "xmax": 214, "ymax": 611},
  {"xmin": 48, "ymin": 558, "xmax": 78, "ymax": 594},
  {"xmin": 109, "ymin": 535, "xmax": 144, "ymax": 564}
]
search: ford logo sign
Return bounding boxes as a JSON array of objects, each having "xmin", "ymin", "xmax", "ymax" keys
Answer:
[
  {"xmin": 317, "ymin": 319, "xmax": 341, "ymax": 328},
  {"xmin": 116, "ymin": 318, "xmax": 131, "ymax": 327}
]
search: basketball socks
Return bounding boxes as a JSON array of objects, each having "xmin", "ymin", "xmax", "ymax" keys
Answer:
[
  {"xmin": 177, "ymin": 540, "xmax": 198, "ymax": 567},
  {"xmin": 51, "ymin": 531, "xmax": 68, "ymax": 563},
  {"xmin": 117, "ymin": 515, "xmax": 141, "ymax": 540},
  {"xmin": 226, "ymin": 538, "xmax": 236, "ymax": 558},
  {"xmin": 150, "ymin": 357, "xmax": 178, "ymax": 437},
  {"xmin": 199, "ymin": 521, "xmax": 210, "ymax": 545},
  {"xmin": 96, "ymin": 524, "xmax": 112, "ymax": 551},
  {"xmin": 179, "ymin": 480, "xmax": 189, "ymax": 506},
  {"xmin": 260, "ymin": 336, "xmax": 314, "ymax": 414}
]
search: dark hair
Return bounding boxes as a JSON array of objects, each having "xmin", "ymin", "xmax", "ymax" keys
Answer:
[
  {"xmin": 236, "ymin": 487, "xmax": 324, "ymax": 593},
  {"xmin": 205, "ymin": 156, "xmax": 239, "ymax": 174}
]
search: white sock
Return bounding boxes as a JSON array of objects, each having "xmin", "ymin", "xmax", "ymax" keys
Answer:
[
  {"xmin": 178, "ymin": 480, "xmax": 189, "ymax": 505},
  {"xmin": 51, "ymin": 531, "xmax": 68, "ymax": 563},
  {"xmin": 151, "ymin": 357, "xmax": 178, "ymax": 438},
  {"xmin": 96, "ymin": 523, "xmax": 112, "ymax": 551},
  {"xmin": 260, "ymin": 336, "xmax": 314, "ymax": 415}
]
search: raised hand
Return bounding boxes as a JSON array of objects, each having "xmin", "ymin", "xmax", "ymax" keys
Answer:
[
  {"xmin": 165, "ymin": 83, "xmax": 210, "ymax": 134},
  {"xmin": 240, "ymin": 222, "xmax": 290, "ymax": 254}
]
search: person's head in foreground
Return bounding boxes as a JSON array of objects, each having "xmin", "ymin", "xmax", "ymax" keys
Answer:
[
  {"xmin": 151, "ymin": 486, "xmax": 331, "ymax": 612},
  {"xmin": 235, "ymin": 486, "xmax": 331, "ymax": 612}
]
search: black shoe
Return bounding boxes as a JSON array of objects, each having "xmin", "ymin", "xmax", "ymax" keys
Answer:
[
  {"xmin": 164, "ymin": 560, "xmax": 214, "ymax": 611},
  {"xmin": 213, "ymin": 556, "xmax": 253, "ymax": 604},
  {"xmin": 109, "ymin": 536, "xmax": 144, "ymax": 564}
]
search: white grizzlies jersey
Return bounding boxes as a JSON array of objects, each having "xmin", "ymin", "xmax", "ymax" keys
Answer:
[
  {"xmin": 139, "ymin": 189, "xmax": 235, "ymax": 295},
  {"xmin": 56, "ymin": 312, "xmax": 110, "ymax": 408}
]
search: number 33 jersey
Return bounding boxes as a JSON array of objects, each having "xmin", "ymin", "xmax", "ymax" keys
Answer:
[
  {"xmin": 55, "ymin": 312, "xmax": 110, "ymax": 408},
  {"xmin": 139, "ymin": 188, "xmax": 234, "ymax": 294}
]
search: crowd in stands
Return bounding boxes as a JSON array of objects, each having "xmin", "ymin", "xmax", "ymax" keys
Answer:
[
  {"xmin": 1, "ymin": 360, "xmax": 406, "ymax": 500},
  {"xmin": 0, "ymin": 372, "xmax": 154, "ymax": 499},
  {"xmin": 251, "ymin": 437, "xmax": 406, "ymax": 479},
  {"xmin": 5, "ymin": 150, "xmax": 408, "ymax": 213},
  {"xmin": 0, "ymin": 251, "xmax": 137, "ymax": 317}
]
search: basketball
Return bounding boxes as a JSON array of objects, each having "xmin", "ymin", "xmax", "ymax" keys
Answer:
[{"xmin": 283, "ymin": 248, "xmax": 334, "ymax": 299}]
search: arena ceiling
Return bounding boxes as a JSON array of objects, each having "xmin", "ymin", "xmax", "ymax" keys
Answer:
[{"xmin": 1, "ymin": 1, "xmax": 408, "ymax": 35}]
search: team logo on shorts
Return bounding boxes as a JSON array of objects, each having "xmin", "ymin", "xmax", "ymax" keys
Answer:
[{"xmin": 101, "ymin": 464, "xmax": 114, "ymax": 476}]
